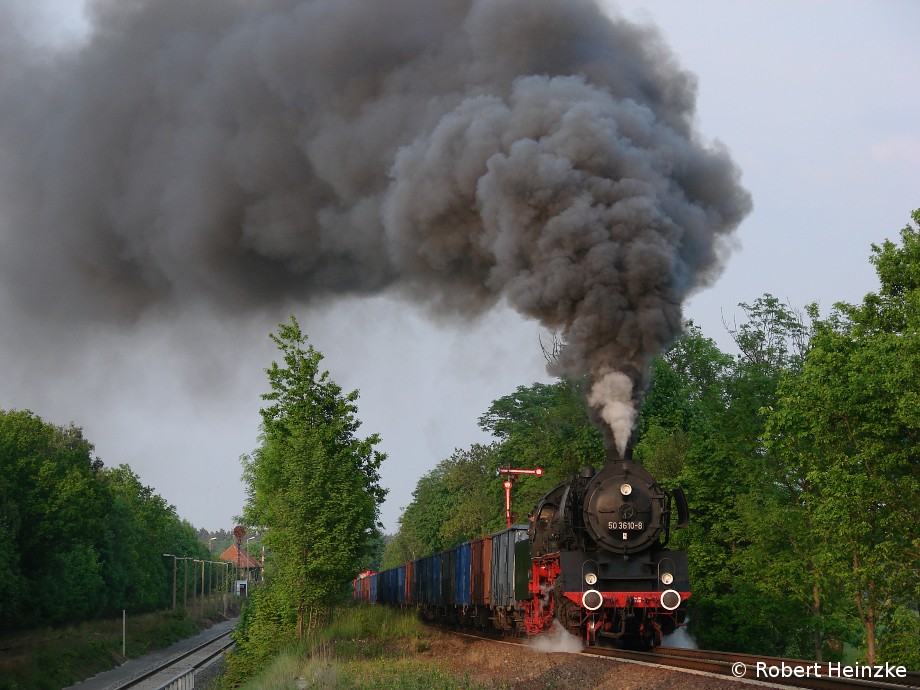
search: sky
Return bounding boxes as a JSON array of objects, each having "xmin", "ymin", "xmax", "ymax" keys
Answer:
[{"xmin": 1, "ymin": 0, "xmax": 917, "ymax": 534}]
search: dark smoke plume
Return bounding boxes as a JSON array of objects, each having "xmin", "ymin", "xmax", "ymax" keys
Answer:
[{"xmin": 0, "ymin": 0, "xmax": 751, "ymax": 452}]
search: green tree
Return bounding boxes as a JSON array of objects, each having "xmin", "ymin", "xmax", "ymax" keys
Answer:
[
  {"xmin": 635, "ymin": 323, "xmax": 733, "ymax": 484},
  {"xmin": 479, "ymin": 380, "xmax": 604, "ymax": 522},
  {"xmin": 98, "ymin": 465, "xmax": 208, "ymax": 614},
  {"xmin": 381, "ymin": 443, "xmax": 506, "ymax": 569},
  {"xmin": 0, "ymin": 472, "xmax": 25, "ymax": 623},
  {"xmin": 384, "ymin": 462, "xmax": 454, "ymax": 564},
  {"xmin": 0, "ymin": 409, "xmax": 206, "ymax": 628},
  {"xmin": 439, "ymin": 444, "xmax": 505, "ymax": 545},
  {"xmin": 766, "ymin": 210, "xmax": 920, "ymax": 665},
  {"xmin": 0, "ymin": 411, "xmax": 107, "ymax": 624},
  {"xmin": 705, "ymin": 298, "xmax": 822, "ymax": 657},
  {"xmin": 480, "ymin": 380, "xmax": 605, "ymax": 479},
  {"xmin": 239, "ymin": 316, "xmax": 386, "ymax": 644},
  {"xmin": 360, "ymin": 530, "xmax": 388, "ymax": 572},
  {"xmin": 636, "ymin": 304, "xmax": 825, "ymax": 657},
  {"xmin": 383, "ymin": 380, "xmax": 601, "ymax": 569}
]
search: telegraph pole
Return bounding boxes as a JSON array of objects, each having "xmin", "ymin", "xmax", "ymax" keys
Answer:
[{"xmin": 162, "ymin": 554, "xmax": 177, "ymax": 610}]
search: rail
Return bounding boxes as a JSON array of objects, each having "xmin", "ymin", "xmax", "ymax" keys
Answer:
[
  {"xmin": 444, "ymin": 627, "xmax": 919, "ymax": 690},
  {"xmin": 108, "ymin": 630, "xmax": 234, "ymax": 690},
  {"xmin": 586, "ymin": 646, "xmax": 920, "ymax": 690}
]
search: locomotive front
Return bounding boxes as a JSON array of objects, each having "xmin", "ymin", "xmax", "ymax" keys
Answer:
[{"xmin": 527, "ymin": 449, "xmax": 691, "ymax": 648}]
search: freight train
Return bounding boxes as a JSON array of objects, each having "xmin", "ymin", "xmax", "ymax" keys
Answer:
[{"xmin": 354, "ymin": 447, "xmax": 690, "ymax": 648}]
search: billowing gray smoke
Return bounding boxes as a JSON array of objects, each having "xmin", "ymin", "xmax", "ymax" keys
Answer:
[{"xmin": 0, "ymin": 0, "xmax": 751, "ymax": 453}]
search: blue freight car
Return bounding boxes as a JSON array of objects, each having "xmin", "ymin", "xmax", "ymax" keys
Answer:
[
  {"xmin": 368, "ymin": 571, "xmax": 378, "ymax": 603},
  {"xmin": 456, "ymin": 542, "xmax": 471, "ymax": 607},
  {"xmin": 353, "ymin": 526, "xmax": 530, "ymax": 633},
  {"xmin": 396, "ymin": 564, "xmax": 406, "ymax": 605},
  {"xmin": 414, "ymin": 553, "xmax": 441, "ymax": 607},
  {"xmin": 379, "ymin": 566, "xmax": 400, "ymax": 605}
]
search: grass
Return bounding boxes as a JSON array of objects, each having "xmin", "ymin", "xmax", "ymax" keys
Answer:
[
  {"xmin": 226, "ymin": 604, "xmax": 483, "ymax": 690},
  {"xmin": 0, "ymin": 596, "xmax": 242, "ymax": 690}
]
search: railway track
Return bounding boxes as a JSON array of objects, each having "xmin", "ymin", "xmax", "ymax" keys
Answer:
[
  {"xmin": 587, "ymin": 646, "xmax": 920, "ymax": 690},
  {"xmin": 108, "ymin": 630, "xmax": 234, "ymax": 690},
  {"xmin": 445, "ymin": 627, "xmax": 919, "ymax": 690}
]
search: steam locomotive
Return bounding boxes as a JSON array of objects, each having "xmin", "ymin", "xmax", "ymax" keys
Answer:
[{"xmin": 354, "ymin": 448, "xmax": 691, "ymax": 648}]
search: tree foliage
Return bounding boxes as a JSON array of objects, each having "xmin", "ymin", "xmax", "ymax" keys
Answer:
[
  {"xmin": 382, "ymin": 380, "xmax": 604, "ymax": 567},
  {"xmin": 765, "ymin": 210, "xmax": 920, "ymax": 664},
  {"xmin": 382, "ymin": 444, "xmax": 504, "ymax": 568},
  {"xmin": 0, "ymin": 410, "xmax": 211, "ymax": 630},
  {"xmin": 235, "ymin": 315, "xmax": 386, "ymax": 663}
]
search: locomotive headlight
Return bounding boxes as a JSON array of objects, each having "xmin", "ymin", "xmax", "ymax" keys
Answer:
[
  {"xmin": 660, "ymin": 589, "xmax": 682, "ymax": 611},
  {"xmin": 585, "ymin": 572, "xmax": 598, "ymax": 586},
  {"xmin": 660, "ymin": 572, "xmax": 674, "ymax": 586},
  {"xmin": 620, "ymin": 483, "xmax": 632, "ymax": 496},
  {"xmin": 582, "ymin": 589, "xmax": 604, "ymax": 611}
]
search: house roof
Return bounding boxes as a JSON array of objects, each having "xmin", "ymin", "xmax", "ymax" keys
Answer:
[{"xmin": 219, "ymin": 544, "xmax": 263, "ymax": 568}]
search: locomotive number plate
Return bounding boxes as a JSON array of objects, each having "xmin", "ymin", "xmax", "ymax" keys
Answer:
[{"xmin": 608, "ymin": 521, "xmax": 644, "ymax": 530}]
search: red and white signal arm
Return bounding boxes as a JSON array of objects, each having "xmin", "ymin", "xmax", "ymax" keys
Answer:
[{"xmin": 499, "ymin": 467, "xmax": 544, "ymax": 477}]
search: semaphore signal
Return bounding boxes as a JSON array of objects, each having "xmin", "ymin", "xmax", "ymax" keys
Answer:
[{"xmin": 498, "ymin": 466, "xmax": 544, "ymax": 527}]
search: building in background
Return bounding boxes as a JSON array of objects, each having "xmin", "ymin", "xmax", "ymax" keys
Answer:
[{"xmin": 219, "ymin": 544, "xmax": 263, "ymax": 586}]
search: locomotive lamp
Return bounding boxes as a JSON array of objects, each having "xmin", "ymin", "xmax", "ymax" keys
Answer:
[
  {"xmin": 661, "ymin": 572, "xmax": 674, "ymax": 585},
  {"xmin": 620, "ymin": 483, "xmax": 632, "ymax": 496},
  {"xmin": 585, "ymin": 572, "xmax": 598, "ymax": 585},
  {"xmin": 583, "ymin": 589, "xmax": 604, "ymax": 611},
  {"xmin": 660, "ymin": 589, "xmax": 682, "ymax": 611}
]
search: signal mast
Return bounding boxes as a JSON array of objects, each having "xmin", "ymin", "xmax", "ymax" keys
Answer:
[{"xmin": 498, "ymin": 466, "xmax": 544, "ymax": 527}]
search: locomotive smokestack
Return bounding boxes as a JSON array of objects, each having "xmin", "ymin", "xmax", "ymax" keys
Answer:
[
  {"xmin": 604, "ymin": 439, "xmax": 635, "ymax": 466},
  {"xmin": 0, "ymin": 0, "xmax": 751, "ymax": 446}
]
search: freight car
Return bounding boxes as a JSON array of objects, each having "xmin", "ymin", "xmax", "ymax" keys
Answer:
[{"xmin": 355, "ymin": 447, "xmax": 690, "ymax": 649}]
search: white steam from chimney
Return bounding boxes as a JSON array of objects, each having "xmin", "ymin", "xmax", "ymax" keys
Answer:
[{"xmin": 588, "ymin": 371, "xmax": 636, "ymax": 456}]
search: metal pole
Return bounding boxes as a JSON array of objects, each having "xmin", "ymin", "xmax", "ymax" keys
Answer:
[
  {"xmin": 122, "ymin": 610, "xmax": 126, "ymax": 657},
  {"xmin": 193, "ymin": 560, "xmax": 200, "ymax": 606},
  {"xmin": 247, "ymin": 536, "xmax": 257, "ymax": 586},
  {"xmin": 163, "ymin": 554, "xmax": 177, "ymax": 611}
]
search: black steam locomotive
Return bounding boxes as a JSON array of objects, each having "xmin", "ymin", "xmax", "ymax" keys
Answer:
[
  {"xmin": 527, "ymin": 449, "xmax": 690, "ymax": 647},
  {"xmin": 354, "ymin": 448, "xmax": 691, "ymax": 649}
]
